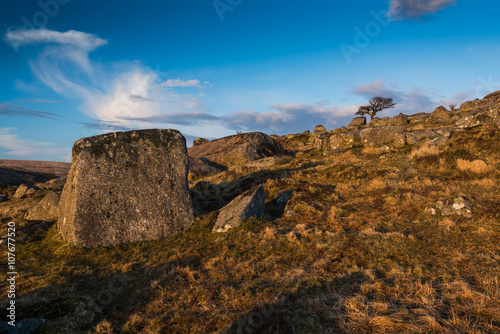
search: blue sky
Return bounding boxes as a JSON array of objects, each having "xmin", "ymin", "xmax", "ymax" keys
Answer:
[{"xmin": 1, "ymin": 0, "xmax": 499, "ymax": 161}]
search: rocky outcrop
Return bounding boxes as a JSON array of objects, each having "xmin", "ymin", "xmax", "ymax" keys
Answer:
[
  {"xmin": 212, "ymin": 185, "xmax": 265, "ymax": 233},
  {"xmin": 188, "ymin": 132, "xmax": 286, "ymax": 167},
  {"xmin": 25, "ymin": 191, "xmax": 60, "ymax": 221},
  {"xmin": 347, "ymin": 117, "xmax": 366, "ymax": 129},
  {"xmin": 360, "ymin": 126, "xmax": 407, "ymax": 148},
  {"xmin": 313, "ymin": 125, "xmax": 327, "ymax": 133},
  {"xmin": 193, "ymin": 138, "xmax": 209, "ymax": 146},
  {"xmin": 327, "ymin": 132, "xmax": 362, "ymax": 150},
  {"xmin": 189, "ymin": 157, "xmax": 227, "ymax": 178},
  {"xmin": 58, "ymin": 129, "xmax": 194, "ymax": 247}
]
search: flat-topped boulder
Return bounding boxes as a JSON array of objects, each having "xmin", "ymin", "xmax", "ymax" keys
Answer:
[
  {"xmin": 58, "ymin": 129, "xmax": 194, "ymax": 247},
  {"xmin": 360, "ymin": 126, "xmax": 407, "ymax": 148},
  {"xmin": 188, "ymin": 132, "xmax": 286, "ymax": 166}
]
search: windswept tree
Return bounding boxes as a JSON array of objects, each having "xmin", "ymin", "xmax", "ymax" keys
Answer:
[{"xmin": 356, "ymin": 97, "xmax": 397, "ymax": 120}]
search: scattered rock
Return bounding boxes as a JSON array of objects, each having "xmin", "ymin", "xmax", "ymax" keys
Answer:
[
  {"xmin": 389, "ymin": 113, "xmax": 409, "ymax": 126},
  {"xmin": 212, "ymin": 185, "xmax": 265, "ymax": 233},
  {"xmin": 244, "ymin": 157, "xmax": 279, "ymax": 168},
  {"xmin": 430, "ymin": 106, "xmax": 452, "ymax": 120},
  {"xmin": 193, "ymin": 137, "xmax": 209, "ymax": 146},
  {"xmin": 58, "ymin": 129, "xmax": 194, "ymax": 247},
  {"xmin": 436, "ymin": 196, "xmax": 473, "ymax": 218},
  {"xmin": 405, "ymin": 129, "xmax": 440, "ymax": 145},
  {"xmin": 360, "ymin": 126, "xmax": 407, "ymax": 148},
  {"xmin": 425, "ymin": 206, "xmax": 437, "ymax": 215},
  {"xmin": 313, "ymin": 125, "xmax": 327, "ymax": 133},
  {"xmin": 276, "ymin": 190, "xmax": 297, "ymax": 208},
  {"xmin": 347, "ymin": 117, "xmax": 366, "ymax": 128},
  {"xmin": 189, "ymin": 157, "xmax": 227, "ymax": 178},
  {"xmin": 13, "ymin": 184, "xmax": 39, "ymax": 199},
  {"xmin": 24, "ymin": 191, "xmax": 61, "ymax": 221},
  {"xmin": 36, "ymin": 177, "xmax": 66, "ymax": 190},
  {"xmin": 188, "ymin": 132, "xmax": 286, "ymax": 166}
]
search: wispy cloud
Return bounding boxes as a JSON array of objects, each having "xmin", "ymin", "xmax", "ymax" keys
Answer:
[
  {"xmin": 4, "ymin": 28, "xmax": 210, "ymax": 131},
  {"xmin": 17, "ymin": 99, "xmax": 63, "ymax": 103},
  {"xmin": 0, "ymin": 127, "xmax": 69, "ymax": 159},
  {"xmin": 4, "ymin": 28, "xmax": 107, "ymax": 51},
  {"xmin": 160, "ymin": 78, "xmax": 204, "ymax": 88},
  {"xmin": 0, "ymin": 104, "xmax": 59, "ymax": 119},
  {"xmin": 388, "ymin": 0, "xmax": 457, "ymax": 21}
]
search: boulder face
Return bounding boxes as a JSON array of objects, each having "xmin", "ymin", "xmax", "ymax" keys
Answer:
[
  {"xmin": 313, "ymin": 125, "xmax": 327, "ymax": 133},
  {"xmin": 25, "ymin": 191, "xmax": 60, "ymax": 221},
  {"xmin": 347, "ymin": 117, "xmax": 366, "ymax": 128},
  {"xmin": 193, "ymin": 138, "xmax": 209, "ymax": 146},
  {"xmin": 58, "ymin": 129, "xmax": 194, "ymax": 247},
  {"xmin": 14, "ymin": 184, "xmax": 39, "ymax": 198},
  {"xmin": 188, "ymin": 132, "xmax": 286, "ymax": 166},
  {"xmin": 360, "ymin": 126, "xmax": 407, "ymax": 148},
  {"xmin": 212, "ymin": 185, "xmax": 265, "ymax": 233}
]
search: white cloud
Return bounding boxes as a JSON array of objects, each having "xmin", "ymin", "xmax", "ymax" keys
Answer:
[
  {"xmin": 4, "ymin": 28, "xmax": 107, "ymax": 51},
  {"xmin": 388, "ymin": 0, "xmax": 457, "ymax": 21},
  {"xmin": 160, "ymin": 78, "xmax": 203, "ymax": 88},
  {"xmin": 0, "ymin": 128, "xmax": 69, "ymax": 159},
  {"xmin": 5, "ymin": 28, "xmax": 210, "ymax": 130}
]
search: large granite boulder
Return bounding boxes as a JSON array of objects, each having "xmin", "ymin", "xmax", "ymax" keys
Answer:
[
  {"xmin": 212, "ymin": 185, "xmax": 265, "ymax": 233},
  {"xmin": 389, "ymin": 113, "xmax": 409, "ymax": 126},
  {"xmin": 58, "ymin": 129, "xmax": 194, "ymax": 247},
  {"xmin": 360, "ymin": 126, "xmax": 407, "ymax": 148},
  {"xmin": 430, "ymin": 106, "xmax": 452, "ymax": 120},
  {"xmin": 313, "ymin": 125, "xmax": 328, "ymax": 134},
  {"xmin": 188, "ymin": 132, "xmax": 286, "ymax": 167},
  {"xmin": 193, "ymin": 137, "xmax": 209, "ymax": 146},
  {"xmin": 25, "ymin": 191, "xmax": 60, "ymax": 221}
]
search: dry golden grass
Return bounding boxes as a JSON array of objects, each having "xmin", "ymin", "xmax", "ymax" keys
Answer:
[
  {"xmin": 409, "ymin": 143, "xmax": 440, "ymax": 159},
  {"xmin": 457, "ymin": 158, "xmax": 494, "ymax": 173},
  {"xmin": 0, "ymin": 124, "xmax": 499, "ymax": 333}
]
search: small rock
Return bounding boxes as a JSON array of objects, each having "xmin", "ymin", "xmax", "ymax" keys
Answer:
[
  {"xmin": 406, "ymin": 167, "xmax": 419, "ymax": 175},
  {"xmin": 313, "ymin": 125, "xmax": 327, "ymax": 133},
  {"xmin": 212, "ymin": 185, "xmax": 265, "ymax": 233},
  {"xmin": 193, "ymin": 137, "xmax": 209, "ymax": 146},
  {"xmin": 425, "ymin": 206, "xmax": 436, "ymax": 215},
  {"xmin": 24, "ymin": 191, "xmax": 61, "ymax": 221},
  {"xmin": 13, "ymin": 184, "xmax": 39, "ymax": 199},
  {"xmin": 244, "ymin": 157, "xmax": 279, "ymax": 168},
  {"xmin": 436, "ymin": 196, "xmax": 473, "ymax": 218},
  {"xmin": 276, "ymin": 190, "xmax": 297, "ymax": 208}
]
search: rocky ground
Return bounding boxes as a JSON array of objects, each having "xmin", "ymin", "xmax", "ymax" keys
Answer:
[{"xmin": 0, "ymin": 93, "xmax": 500, "ymax": 333}]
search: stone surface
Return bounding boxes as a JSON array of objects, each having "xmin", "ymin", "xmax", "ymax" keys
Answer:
[
  {"xmin": 244, "ymin": 156, "xmax": 279, "ymax": 168},
  {"xmin": 193, "ymin": 137, "xmax": 209, "ymax": 146},
  {"xmin": 212, "ymin": 185, "xmax": 265, "ymax": 233},
  {"xmin": 188, "ymin": 132, "xmax": 286, "ymax": 166},
  {"xmin": 13, "ymin": 184, "xmax": 38, "ymax": 199},
  {"xmin": 189, "ymin": 157, "xmax": 227, "ymax": 178},
  {"xmin": 313, "ymin": 125, "xmax": 327, "ymax": 133},
  {"xmin": 405, "ymin": 129, "xmax": 440, "ymax": 145},
  {"xmin": 276, "ymin": 190, "xmax": 296, "ymax": 208},
  {"xmin": 430, "ymin": 106, "xmax": 452, "ymax": 120},
  {"xmin": 436, "ymin": 196, "xmax": 473, "ymax": 218},
  {"xmin": 389, "ymin": 113, "xmax": 409, "ymax": 126},
  {"xmin": 25, "ymin": 191, "xmax": 61, "ymax": 221},
  {"xmin": 58, "ymin": 129, "xmax": 194, "ymax": 247},
  {"xmin": 347, "ymin": 117, "xmax": 366, "ymax": 128},
  {"xmin": 327, "ymin": 132, "xmax": 362, "ymax": 150},
  {"xmin": 360, "ymin": 126, "xmax": 407, "ymax": 148}
]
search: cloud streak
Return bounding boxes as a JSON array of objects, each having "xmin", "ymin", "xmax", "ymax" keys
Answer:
[
  {"xmin": 388, "ymin": 0, "xmax": 457, "ymax": 21},
  {"xmin": 0, "ymin": 104, "xmax": 59, "ymax": 119},
  {"xmin": 4, "ymin": 28, "xmax": 210, "ymax": 131}
]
